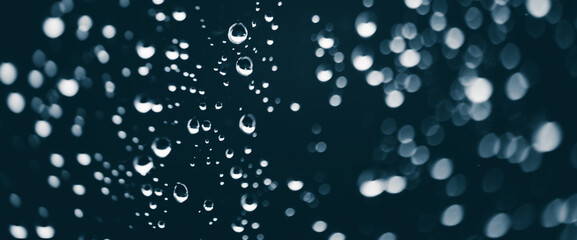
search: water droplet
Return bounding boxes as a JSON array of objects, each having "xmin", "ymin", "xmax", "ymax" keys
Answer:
[
  {"xmin": 141, "ymin": 184, "xmax": 153, "ymax": 196},
  {"xmin": 230, "ymin": 166, "xmax": 243, "ymax": 179},
  {"xmin": 173, "ymin": 182, "xmax": 189, "ymax": 203},
  {"xmin": 236, "ymin": 56, "xmax": 253, "ymax": 76},
  {"xmin": 133, "ymin": 155, "xmax": 154, "ymax": 176},
  {"xmin": 151, "ymin": 137, "xmax": 172, "ymax": 158},
  {"xmin": 241, "ymin": 193, "xmax": 258, "ymax": 212},
  {"xmin": 355, "ymin": 11, "xmax": 377, "ymax": 38},
  {"xmin": 203, "ymin": 199, "xmax": 214, "ymax": 211},
  {"xmin": 201, "ymin": 120, "xmax": 212, "ymax": 131},
  {"xmin": 187, "ymin": 117, "xmax": 200, "ymax": 134},
  {"xmin": 136, "ymin": 41, "xmax": 156, "ymax": 59},
  {"xmin": 316, "ymin": 64, "xmax": 333, "ymax": 82},
  {"xmin": 351, "ymin": 45, "xmax": 374, "ymax": 71},
  {"xmin": 239, "ymin": 113, "xmax": 256, "ymax": 134},
  {"xmin": 228, "ymin": 22, "xmax": 248, "ymax": 44}
]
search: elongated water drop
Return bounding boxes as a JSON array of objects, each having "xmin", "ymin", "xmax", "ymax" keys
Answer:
[
  {"xmin": 173, "ymin": 182, "xmax": 189, "ymax": 203},
  {"xmin": 239, "ymin": 113, "xmax": 256, "ymax": 134},
  {"xmin": 228, "ymin": 22, "xmax": 248, "ymax": 44}
]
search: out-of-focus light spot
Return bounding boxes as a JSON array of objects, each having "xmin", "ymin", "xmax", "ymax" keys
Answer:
[
  {"xmin": 430, "ymin": 158, "xmax": 453, "ymax": 180},
  {"xmin": 465, "ymin": 7, "xmax": 483, "ymax": 30},
  {"xmin": 366, "ymin": 70, "xmax": 384, "ymax": 86},
  {"xmin": 102, "ymin": 25, "xmax": 116, "ymax": 39},
  {"xmin": 318, "ymin": 36, "xmax": 334, "ymax": 49},
  {"xmin": 505, "ymin": 72, "xmax": 529, "ymax": 101},
  {"xmin": 28, "ymin": 70, "xmax": 43, "ymax": 88},
  {"xmin": 526, "ymin": 0, "xmax": 551, "ymax": 18},
  {"xmin": 399, "ymin": 49, "xmax": 420, "ymax": 68},
  {"xmin": 35, "ymin": 226, "xmax": 55, "ymax": 239},
  {"xmin": 50, "ymin": 153, "xmax": 65, "ymax": 168},
  {"xmin": 77, "ymin": 153, "xmax": 91, "ymax": 166},
  {"xmin": 430, "ymin": 12, "xmax": 447, "ymax": 32},
  {"xmin": 378, "ymin": 232, "xmax": 397, "ymax": 240},
  {"xmin": 329, "ymin": 94, "xmax": 342, "ymax": 107},
  {"xmin": 541, "ymin": 198, "xmax": 565, "ymax": 228},
  {"xmin": 444, "ymin": 27, "xmax": 465, "ymax": 49},
  {"xmin": 312, "ymin": 220, "xmax": 327, "ymax": 232},
  {"xmin": 389, "ymin": 37, "xmax": 406, "ymax": 54},
  {"xmin": 385, "ymin": 90, "xmax": 404, "ymax": 108},
  {"xmin": 316, "ymin": 64, "xmax": 332, "ymax": 82},
  {"xmin": 359, "ymin": 179, "xmax": 386, "ymax": 197},
  {"xmin": 500, "ymin": 43, "xmax": 521, "ymax": 70},
  {"xmin": 532, "ymin": 121, "xmax": 562, "ymax": 153},
  {"xmin": 73, "ymin": 184, "xmax": 86, "ymax": 195},
  {"xmin": 311, "ymin": 15, "xmax": 320, "ymax": 23},
  {"xmin": 465, "ymin": 77, "xmax": 493, "ymax": 103},
  {"xmin": 404, "ymin": 0, "xmax": 422, "ymax": 9},
  {"xmin": 478, "ymin": 133, "xmax": 500, "ymax": 158},
  {"xmin": 485, "ymin": 213, "xmax": 511, "ymax": 238},
  {"xmin": 0, "ymin": 62, "xmax": 17, "ymax": 85},
  {"xmin": 290, "ymin": 102, "xmax": 300, "ymax": 112},
  {"xmin": 287, "ymin": 180, "xmax": 304, "ymax": 191},
  {"xmin": 57, "ymin": 79, "xmax": 79, "ymax": 97},
  {"xmin": 6, "ymin": 92, "xmax": 25, "ymax": 114},
  {"xmin": 9, "ymin": 225, "xmax": 28, "ymax": 239},
  {"xmin": 441, "ymin": 204, "xmax": 464, "ymax": 226},
  {"xmin": 35, "ymin": 120, "xmax": 52, "ymax": 138},
  {"xmin": 77, "ymin": 15, "xmax": 93, "ymax": 32},
  {"xmin": 328, "ymin": 232, "xmax": 346, "ymax": 240},
  {"xmin": 385, "ymin": 176, "xmax": 406, "ymax": 194},
  {"xmin": 43, "ymin": 17, "xmax": 65, "ymax": 39},
  {"xmin": 355, "ymin": 11, "xmax": 377, "ymax": 38},
  {"xmin": 351, "ymin": 46, "xmax": 374, "ymax": 71}
]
